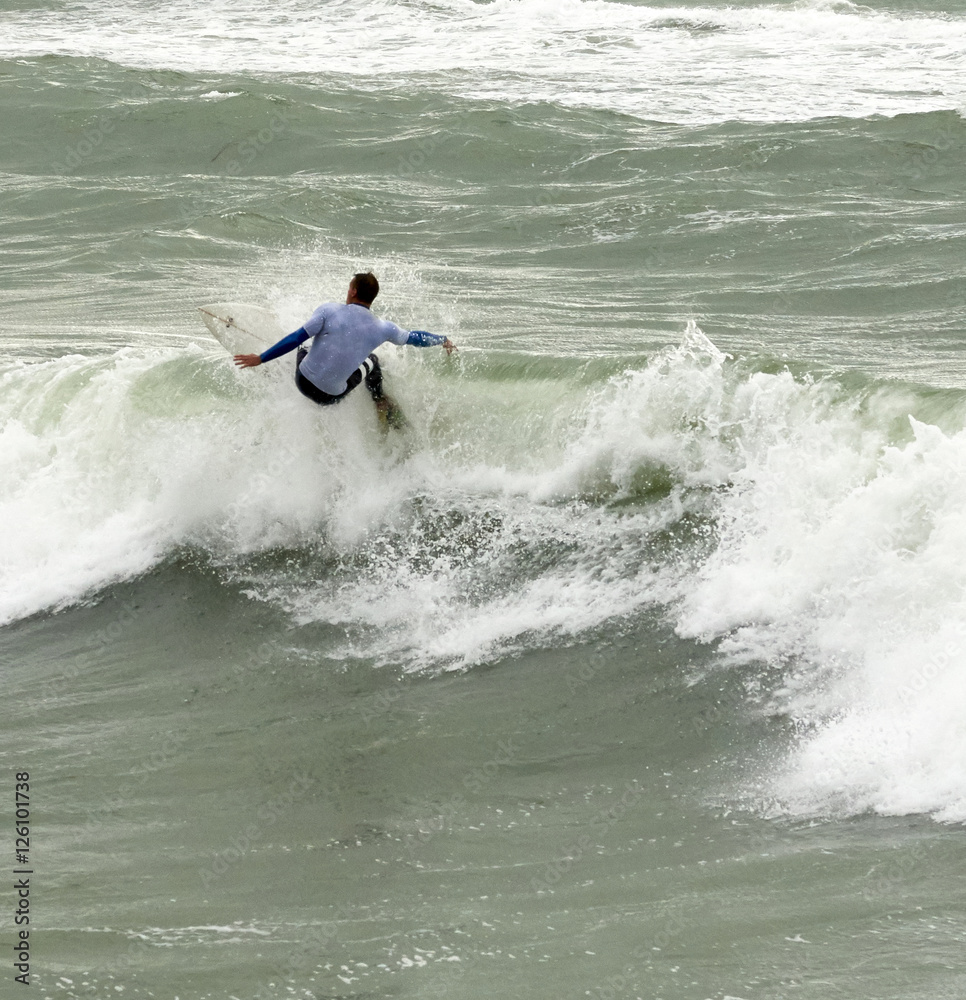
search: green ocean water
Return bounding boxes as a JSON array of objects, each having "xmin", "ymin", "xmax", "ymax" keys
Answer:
[{"xmin": 3, "ymin": 1, "xmax": 966, "ymax": 998}]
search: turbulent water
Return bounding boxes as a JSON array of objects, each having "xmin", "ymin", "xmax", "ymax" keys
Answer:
[{"xmin": 3, "ymin": 1, "xmax": 966, "ymax": 997}]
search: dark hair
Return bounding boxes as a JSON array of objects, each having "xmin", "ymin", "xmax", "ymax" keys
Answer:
[{"xmin": 352, "ymin": 271, "xmax": 379, "ymax": 304}]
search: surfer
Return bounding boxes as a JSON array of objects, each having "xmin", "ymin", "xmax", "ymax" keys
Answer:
[{"xmin": 233, "ymin": 272, "xmax": 455, "ymax": 422}]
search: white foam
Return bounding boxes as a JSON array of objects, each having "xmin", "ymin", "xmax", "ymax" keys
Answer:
[
  {"xmin": 694, "ymin": 412, "xmax": 966, "ymax": 822},
  {"xmin": 640, "ymin": 336, "xmax": 966, "ymax": 823},
  {"xmin": 2, "ymin": 0, "xmax": 964, "ymax": 124},
  {"xmin": 0, "ymin": 343, "xmax": 396, "ymax": 625}
]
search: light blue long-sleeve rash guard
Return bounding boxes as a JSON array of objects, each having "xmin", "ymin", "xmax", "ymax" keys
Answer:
[{"xmin": 258, "ymin": 302, "xmax": 446, "ymax": 396}]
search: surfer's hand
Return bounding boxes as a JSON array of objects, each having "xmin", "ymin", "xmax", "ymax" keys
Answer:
[
  {"xmin": 234, "ymin": 354, "xmax": 262, "ymax": 368},
  {"xmin": 442, "ymin": 338, "xmax": 457, "ymax": 356}
]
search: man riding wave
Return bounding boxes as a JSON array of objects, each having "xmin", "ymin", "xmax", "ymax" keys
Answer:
[{"xmin": 234, "ymin": 272, "xmax": 455, "ymax": 423}]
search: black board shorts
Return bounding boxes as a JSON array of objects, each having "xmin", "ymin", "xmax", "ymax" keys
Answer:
[{"xmin": 295, "ymin": 348, "xmax": 384, "ymax": 406}]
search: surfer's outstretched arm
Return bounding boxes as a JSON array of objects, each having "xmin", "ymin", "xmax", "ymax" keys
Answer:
[
  {"xmin": 406, "ymin": 330, "xmax": 457, "ymax": 355},
  {"xmin": 234, "ymin": 327, "xmax": 310, "ymax": 368}
]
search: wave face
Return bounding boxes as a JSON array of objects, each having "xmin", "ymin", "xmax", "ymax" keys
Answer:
[{"xmin": 7, "ymin": 322, "xmax": 966, "ymax": 820}]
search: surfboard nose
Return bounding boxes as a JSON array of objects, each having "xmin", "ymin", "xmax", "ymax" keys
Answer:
[{"xmin": 198, "ymin": 303, "xmax": 284, "ymax": 356}]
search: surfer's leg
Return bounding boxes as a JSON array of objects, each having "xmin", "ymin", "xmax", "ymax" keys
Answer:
[
  {"xmin": 363, "ymin": 354, "xmax": 384, "ymax": 401},
  {"xmin": 362, "ymin": 354, "xmax": 406, "ymax": 429},
  {"xmin": 362, "ymin": 354, "xmax": 389, "ymax": 419}
]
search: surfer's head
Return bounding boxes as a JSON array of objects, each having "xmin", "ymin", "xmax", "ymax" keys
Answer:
[{"xmin": 348, "ymin": 272, "xmax": 379, "ymax": 306}]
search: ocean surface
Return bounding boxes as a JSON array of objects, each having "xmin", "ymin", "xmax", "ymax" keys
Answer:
[{"xmin": 2, "ymin": 0, "xmax": 966, "ymax": 997}]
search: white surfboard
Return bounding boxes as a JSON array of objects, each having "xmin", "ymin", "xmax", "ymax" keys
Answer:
[{"xmin": 198, "ymin": 302, "xmax": 285, "ymax": 356}]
